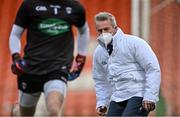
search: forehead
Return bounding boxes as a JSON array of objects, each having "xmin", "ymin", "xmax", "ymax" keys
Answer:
[{"xmin": 96, "ymin": 20, "xmax": 112, "ymax": 29}]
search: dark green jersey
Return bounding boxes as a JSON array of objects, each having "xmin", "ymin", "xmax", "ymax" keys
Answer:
[{"xmin": 15, "ymin": 0, "xmax": 86, "ymax": 74}]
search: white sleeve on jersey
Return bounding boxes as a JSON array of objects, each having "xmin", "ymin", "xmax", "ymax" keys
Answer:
[
  {"xmin": 9, "ymin": 24, "xmax": 24, "ymax": 54},
  {"xmin": 77, "ymin": 22, "xmax": 90, "ymax": 56}
]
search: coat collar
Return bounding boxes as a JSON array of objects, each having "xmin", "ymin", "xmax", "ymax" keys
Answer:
[{"xmin": 113, "ymin": 27, "xmax": 124, "ymax": 41}]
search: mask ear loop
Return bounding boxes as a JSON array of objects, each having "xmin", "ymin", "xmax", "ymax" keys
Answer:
[{"xmin": 112, "ymin": 26, "xmax": 118, "ymax": 36}]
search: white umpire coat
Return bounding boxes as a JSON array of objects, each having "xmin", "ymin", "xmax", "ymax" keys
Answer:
[{"xmin": 93, "ymin": 28, "xmax": 161, "ymax": 108}]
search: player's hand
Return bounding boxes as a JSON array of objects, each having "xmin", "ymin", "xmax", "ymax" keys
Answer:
[
  {"xmin": 68, "ymin": 71, "xmax": 80, "ymax": 81},
  {"xmin": 68, "ymin": 54, "xmax": 86, "ymax": 81},
  {"xmin": 11, "ymin": 53, "xmax": 26, "ymax": 75},
  {"xmin": 96, "ymin": 106, "xmax": 107, "ymax": 116},
  {"xmin": 142, "ymin": 100, "xmax": 155, "ymax": 112}
]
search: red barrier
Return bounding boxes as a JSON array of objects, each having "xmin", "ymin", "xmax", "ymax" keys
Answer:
[{"xmin": 0, "ymin": 0, "xmax": 131, "ymax": 115}]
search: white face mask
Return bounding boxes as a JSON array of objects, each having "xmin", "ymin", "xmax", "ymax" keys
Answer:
[{"xmin": 97, "ymin": 32, "xmax": 113, "ymax": 48}]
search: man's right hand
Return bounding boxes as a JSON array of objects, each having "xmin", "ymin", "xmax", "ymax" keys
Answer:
[
  {"xmin": 96, "ymin": 106, "xmax": 107, "ymax": 116},
  {"xmin": 11, "ymin": 53, "xmax": 26, "ymax": 75}
]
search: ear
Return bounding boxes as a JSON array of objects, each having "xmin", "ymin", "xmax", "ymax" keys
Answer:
[{"xmin": 112, "ymin": 27, "xmax": 117, "ymax": 36}]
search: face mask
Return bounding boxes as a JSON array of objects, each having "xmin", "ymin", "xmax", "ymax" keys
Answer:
[{"xmin": 97, "ymin": 32, "xmax": 113, "ymax": 48}]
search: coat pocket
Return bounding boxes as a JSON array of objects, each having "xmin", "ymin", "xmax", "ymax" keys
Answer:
[
  {"xmin": 112, "ymin": 72, "xmax": 134, "ymax": 82},
  {"xmin": 131, "ymin": 71, "xmax": 145, "ymax": 82}
]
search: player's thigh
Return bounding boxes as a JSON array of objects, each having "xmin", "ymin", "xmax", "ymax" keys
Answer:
[
  {"xmin": 43, "ymin": 80, "xmax": 67, "ymax": 106},
  {"xmin": 19, "ymin": 90, "xmax": 41, "ymax": 107}
]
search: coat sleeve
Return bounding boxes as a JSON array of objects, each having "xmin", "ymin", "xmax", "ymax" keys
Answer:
[
  {"xmin": 93, "ymin": 48, "xmax": 113, "ymax": 108},
  {"xmin": 134, "ymin": 39, "xmax": 161, "ymax": 103}
]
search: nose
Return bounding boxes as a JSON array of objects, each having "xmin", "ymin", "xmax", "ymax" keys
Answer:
[
  {"xmin": 97, "ymin": 29, "xmax": 104, "ymax": 35},
  {"xmin": 102, "ymin": 29, "xmax": 106, "ymax": 33}
]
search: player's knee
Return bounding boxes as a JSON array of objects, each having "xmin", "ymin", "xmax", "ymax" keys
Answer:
[
  {"xmin": 46, "ymin": 91, "xmax": 64, "ymax": 116},
  {"xmin": 47, "ymin": 102, "xmax": 60, "ymax": 116},
  {"xmin": 11, "ymin": 103, "xmax": 20, "ymax": 116},
  {"xmin": 19, "ymin": 106, "xmax": 36, "ymax": 116}
]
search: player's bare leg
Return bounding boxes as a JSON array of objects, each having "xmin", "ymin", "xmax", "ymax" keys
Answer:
[
  {"xmin": 11, "ymin": 103, "xmax": 37, "ymax": 116},
  {"xmin": 46, "ymin": 91, "xmax": 64, "ymax": 116},
  {"xmin": 11, "ymin": 103, "xmax": 20, "ymax": 116},
  {"xmin": 12, "ymin": 91, "xmax": 41, "ymax": 116},
  {"xmin": 19, "ymin": 105, "xmax": 36, "ymax": 116}
]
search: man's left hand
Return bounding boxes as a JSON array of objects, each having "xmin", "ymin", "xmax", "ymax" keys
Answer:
[{"xmin": 142, "ymin": 100, "xmax": 155, "ymax": 112}]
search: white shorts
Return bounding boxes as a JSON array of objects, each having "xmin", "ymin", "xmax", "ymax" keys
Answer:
[{"xmin": 19, "ymin": 80, "xmax": 67, "ymax": 107}]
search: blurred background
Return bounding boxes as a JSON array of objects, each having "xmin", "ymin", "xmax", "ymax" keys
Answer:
[{"xmin": 0, "ymin": 0, "xmax": 179, "ymax": 116}]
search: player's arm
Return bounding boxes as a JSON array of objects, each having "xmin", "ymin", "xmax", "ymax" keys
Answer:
[
  {"xmin": 9, "ymin": 24, "xmax": 24, "ymax": 54},
  {"xmin": 68, "ymin": 23, "xmax": 90, "ymax": 81},
  {"xmin": 9, "ymin": 24, "xmax": 26, "ymax": 75},
  {"xmin": 68, "ymin": 1, "xmax": 90, "ymax": 81},
  {"xmin": 9, "ymin": 0, "xmax": 29, "ymax": 75},
  {"xmin": 77, "ymin": 22, "xmax": 90, "ymax": 56}
]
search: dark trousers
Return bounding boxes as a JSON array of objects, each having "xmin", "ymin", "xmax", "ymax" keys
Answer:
[{"xmin": 106, "ymin": 97, "xmax": 149, "ymax": 116}]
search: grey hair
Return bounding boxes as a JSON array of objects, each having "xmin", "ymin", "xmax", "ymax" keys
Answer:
[{"xmin": 94, "ymin": 12, "xmax": 117, "ymax": 27}]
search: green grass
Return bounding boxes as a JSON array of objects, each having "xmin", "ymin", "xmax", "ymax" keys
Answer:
[{"xmin": 156, "ymin": 92, "xmax": 167, "ymax": 116}]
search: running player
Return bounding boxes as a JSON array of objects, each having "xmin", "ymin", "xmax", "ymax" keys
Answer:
[{"xmin": 9, "ymin": 0, "xmax": 89, "ymax": 116}]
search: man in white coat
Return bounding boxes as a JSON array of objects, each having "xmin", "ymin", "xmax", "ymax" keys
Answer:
[{"xmin": 92, "ymin": 12, "xmax": 161, "ymax": 116}]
